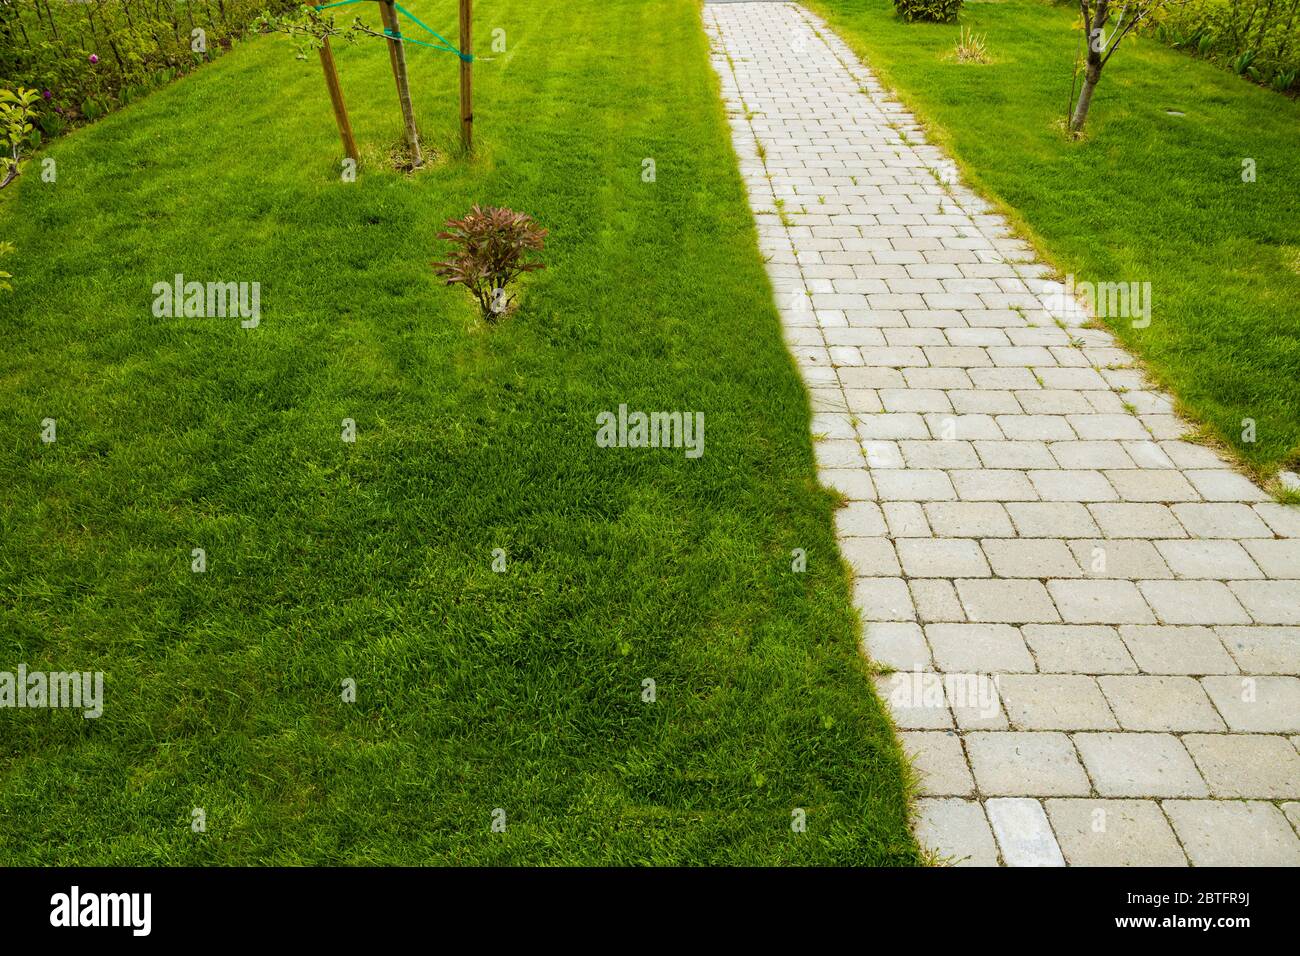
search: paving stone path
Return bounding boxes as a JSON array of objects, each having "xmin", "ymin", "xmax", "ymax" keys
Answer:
[{"xmin": 704, "ymin": 1, "xmax": 1300, "ymax": 865}]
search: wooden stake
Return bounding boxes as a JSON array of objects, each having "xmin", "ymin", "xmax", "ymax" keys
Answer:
[
  {"xmin": 317, "ymin": 37, "xmax": 359, "ymax": 162},
  {"xmin": 378, "ymin": 0, "xmax": 423, "ymax": 167},
  {"xmin": 459, "ymin": 0, "xmax": 473, "ymax": 154}
]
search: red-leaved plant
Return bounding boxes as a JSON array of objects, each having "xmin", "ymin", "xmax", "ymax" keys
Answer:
[{"xmin": 432, "ymin": 205, "xmax": 548, "ymax": 321}]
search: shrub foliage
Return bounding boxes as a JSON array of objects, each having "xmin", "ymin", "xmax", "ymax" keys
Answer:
[
  {"xmin": 433, "ymin": 206, "xmax": 549, "ymax": 321},
  {"xmin": 894, "ymin": 0, "xmax": 964, "ymax": 24},
  {"xmin": 0, "ymin": 0, "xmax": 297, "ymax": 138}
]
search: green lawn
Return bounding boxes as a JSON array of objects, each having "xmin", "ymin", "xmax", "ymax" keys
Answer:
[
  {"xmin": 808, "ymin": 0, "xmax": 1300, "ymax": 481},
  {"xmin": 0, "ymin": 0, "xmax": 920, "ymax": 864}
]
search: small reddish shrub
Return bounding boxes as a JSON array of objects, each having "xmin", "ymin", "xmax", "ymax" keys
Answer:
[{"xmin": 432, "ymin": 205, "xmax": 548, "ymax": 321}]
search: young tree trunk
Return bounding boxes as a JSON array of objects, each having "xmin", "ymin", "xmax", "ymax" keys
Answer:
[{"xmin": 1070, "ymin": 56, "xmax": 1102, "ymax": 132}]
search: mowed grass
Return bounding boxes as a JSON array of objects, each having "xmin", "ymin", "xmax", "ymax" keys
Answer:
[
  {"xmin": 808, "ymin": 0, "xmax": 1300, "ymax": 478},
  {"xmin": 0, "ymin": 0, "xmax": 920, "ymax": 864}
]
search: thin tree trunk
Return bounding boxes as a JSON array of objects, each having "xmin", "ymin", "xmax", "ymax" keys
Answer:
[{"xmin": 1070, "ymin": 61, "xmax": 1101, "ymax": 132}]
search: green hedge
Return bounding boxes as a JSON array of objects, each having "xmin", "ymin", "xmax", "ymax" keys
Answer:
[
  {"xmin": 1154, "ymin": 0, "xmax": 1299, "ymax": 92},
  {"xmin": 0, "ymin": 0, "xmax": 297, "ymax": 139},
  {"xmin": 893, "ymin": 0, "xmax": 963, "ymax": 24}
]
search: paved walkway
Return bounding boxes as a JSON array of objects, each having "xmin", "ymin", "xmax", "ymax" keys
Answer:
[{"xmin": 705, "ymin": 1, "xmax": 1300, "ymax": 865}]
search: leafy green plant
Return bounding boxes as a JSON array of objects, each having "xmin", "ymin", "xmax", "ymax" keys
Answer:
[
  {"xmin": 1232, "ymin": 49, "xmax": 1258, "ymax": 74},
  {"xmin": 432, "ymin": 206, "xmax": 549, "ymax": 321},
  {"xmin": 894, "ymin": 0, "xmax": 963, "ymax": 24},
  {"xmin": 0, "ymin": 87, "xmax": 40, "ymax": 188}
]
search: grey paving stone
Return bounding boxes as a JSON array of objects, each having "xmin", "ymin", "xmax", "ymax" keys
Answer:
[
  {"xmin": 1022, "ymin": 624, "xmax": 1137, "ymax": 674},
  {"xmin": 913, "ymin": 798, "xmax": 1000, "ymax": 866},
  {"xmin": 966, "ymin": 732, "xmax": 1091, "ymax": 796},
  {"xmin": 924, "ymin": 502, "xmax": 1015, "ymax": 538},
  {"xmin": 1200, "ymin": 675, "xmax": 1300, "ymax": 732},
  {"xmin": 1006, "ymin": 502, "xmax": 1101, "ymax": 538},
  {"xmin": 1049, "ymin": 580, "xmax": 1156, "ymax": 625},
  {"xmin": 998, "ymin": 675, "xmax": 1117, "ymax": 730},
  {"xmin": 1119, "ymin": 625, "xmax": 1238, "ymax": 674},
  {"xmin": 874, "ymin": 672, "xmax": 951, "ymax": 729},
  {"xmin": 1137, "ymin": 580, "xmax": 1251, "ymax": 625},
  {"xmin": 1215, "ymin": 626, "xmax": 1300, "ymax": 674},
  {"xmin": 956, "ymin": 579, "xmax": 1061, "ymax": 623},
  {"xmin": 1154, "ymin": 539, "xmax": 1262, "ymax": 579},
  {"xmin": 1228, "ymin": 580, "xmax": 1300, "ymax": 625},
  {"xmin": 910, "ymin": 578, "xmax": 966, "ymax": 623},
  {"xmin": 1242, "ymin": 540, "xmax": 1300, "ymax": 579},
  {"xmin": 862, "ymin": 621, "xmax": 931, "ymax": 670},
  {"xmin": 1182, "ymin": 733, "xmax": 1300, "ymax": 798},
  {"xmin": 1097, "ymin": 676, "xmax": 1225, "ymax": 731},
  {"xmin": 1064, "ymin": 539, "xmax": 1169, "ymax": 580},
  {"xmin": 897, "ymin": 538, "xmax": 991, "ymax": 578},
  {"xmin": 1163, "ymin": 800, "xmax": 1300, "ymax": 865},
  {"xmin": 1073, "ymin": 732, "xmax": 1208, "ymax": 797},
  {"xmin": 900, "ymin": 731, "xmax": 974, "ymax": 796},
  {"xmin": 982, "ymin": 539, "xmax": 1082, "ymax": 578},
  {"xmin": 842, "ymin": 537, "xmax": 901, "ymax": 575},
  {"xmin": 925, "ymin": 623, "xmax": 1035, "ymax": 673},
  {"xmin": 1045, "ymin": 799, "xmax": 1187, "ymax": 866}
]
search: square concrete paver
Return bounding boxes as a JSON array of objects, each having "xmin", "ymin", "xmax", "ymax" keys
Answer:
[
  {"xmin": 900, "ymin": 731, "xmax": 974, "ymax": 796},
  {"xmin": 913, "ymin": 798, "xmax": 999, "ymax": 866}
]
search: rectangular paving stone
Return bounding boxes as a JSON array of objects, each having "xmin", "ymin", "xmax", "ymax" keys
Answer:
[
  {"xmin": 1104, "ymin": 469, "xmax": 1200, "ymax": 502},
  {"xmin": 1097, "ymin": 676, "xmax": 1225, "ymax": 731},
  {"xmin": 1006, "ymin": 502, "xmax": 1100, "ymax": 538},
  {"xmin": 910, "ymin": 578, "xmax": 967, "ymax": 623},
  {"xmin": 1200, "ymin": 675, "xmax": 1300, "ymax": 732},
  {"xmin": 842, "ymin": 538, "xmax": 900, "ymax": 577},
  {"xmin": 1048, "ymin": 580, "xmax": 1157, "ymax": 625},
  {"xmin": 1183, "ymin": 733, "xmax": 1300, "ymax": 798},
  {"xmin": 1228, "ymin": 580, "xmax": 1300, "ymax": 625},
  {"xmin": 1073, "ymin": 732, "xmax": 1208, "ymax": 797},
  {"xmin": 1045, "ymin": 799, "xmax": 1187, "ymax": 866},
  {"xmin": 985, "ymin": 798, "xmax": 1066, "ymax": 866},
  {"xmin": 1027, "ymin": 470, "xmax": 1118, "ymax": 502},
  {"xmin": 925, "ymin": 623, "xmax": 1035, "ymax": 673},
  {"xmin": 1154, "ymin": 540, "xmax": 1262, "ymax": 579},
  {"xmin": 1137, "ymin": 580, "xmax": 1251, "ymax": 625},
  {"xmin": 1242, "ymin": 540, "xmax": 1300, "ymax": 579},
  {"xmin": 862, "ymin": 621, "xmax": 931, "ymax": 670},
  {"xmin": 997, "ymin": 675, "xmax": 1117, "ymax": 730},
  {"xmin": 1023, "ymin": 624, "xmax": 1137, "ymax": 674},
  {"xmin": 1067, "ymin": 539, "xmax": 1172, "ymax": 579},
  {"xmin": 874, "ymin": 672, "xmax": 951, "ymax": 728},
  {"xmin": 924, "ymin": 501, "xmax": 1014, "ymax": 538},
  {"xmin": 1089, "ymin": 503, "xmax": 1186, "ymax": 539},
  {"xmin": 1163, "ymin": 800, "xmax": 1300, "ymax": 865},
  {"xmin": 873, "ymin": 469, "xmax": 958, "ymax": 501},
  {"xmin": 956, "ymin": 579, "xmax": 1061, "ymax": 623},
  {"xmin": 949, "ymin": 469, "xmax": 1038, "ymax": 502},
  {"xmin": 982, "ymin": 539, "xmax": 1082, "ymax": 579},
  {"xmin": 1215, "ymin": 626, "xmax": 1300, "ymax": 674},
  {"xmin": 854, "ymin": 576, "xmax": 916, "ymax": 622},
  {"xmin": 1172, "ymin": 503, "xmax": 1274, "ymax": 538},
  {"xmin": 966, "ymin": 732, "xmax": 1091, "ymax": 796},
  {"xmin": 897, "ymin": 538, "xmax": 991, "ymax": 577},
  {"xmin": 1119, "ymin": 625, "xmax": 1238, "ymax": 674}
]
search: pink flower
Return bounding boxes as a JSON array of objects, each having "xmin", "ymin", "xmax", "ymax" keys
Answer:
[{"xmin": 88, "ymin": 54, "xmax": 99, "ymax": 64}]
